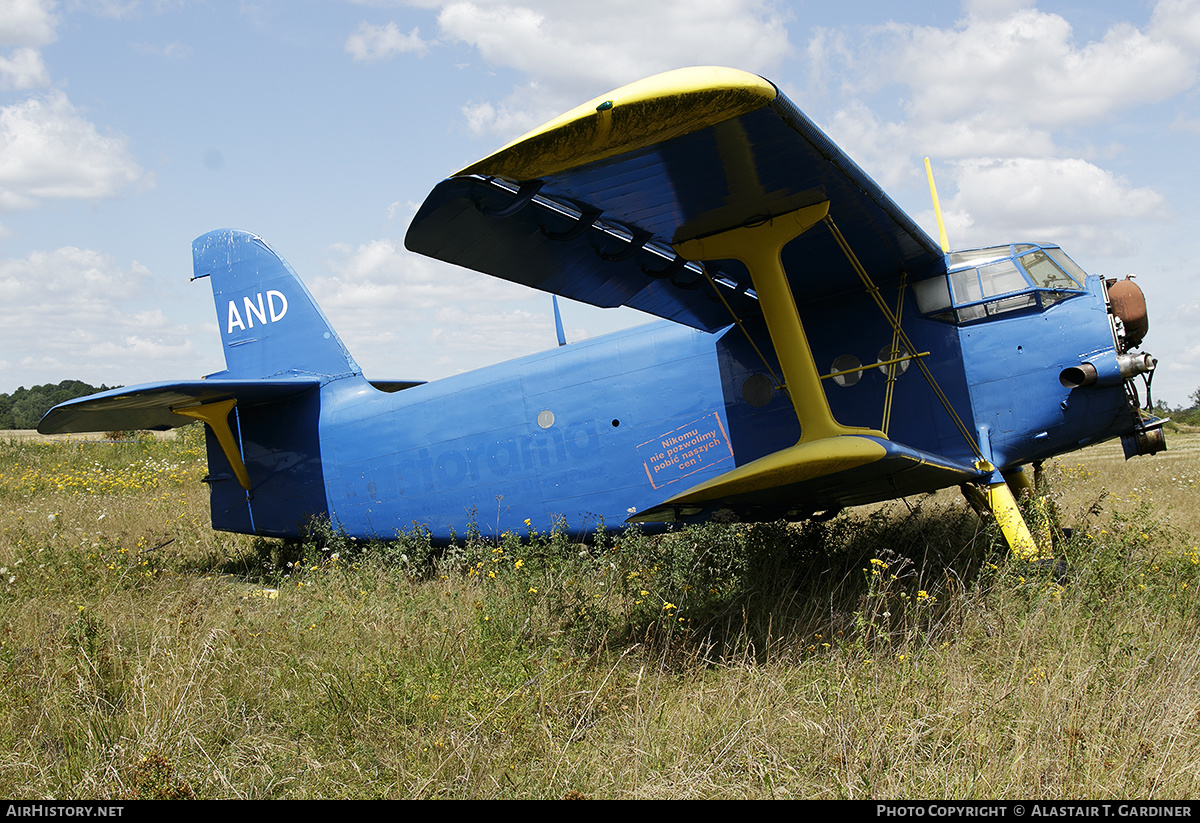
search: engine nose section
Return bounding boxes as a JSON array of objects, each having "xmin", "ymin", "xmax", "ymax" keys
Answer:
[
  {"xmin": 1106, "ymin": 276, "xmax": 1149, "ymax": 350},
  {"xmin": 1100, "ymin": 275, "xmax": 1164, "ymax": 459},
  {"xmin": 1122, "ymin": 420, "xmax": 1167, "ymax": 458}
]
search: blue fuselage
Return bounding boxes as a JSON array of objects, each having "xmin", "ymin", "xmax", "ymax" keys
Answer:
[{"xmin": 205, "ymin": 271, "xmax": 1136, "ymax": 542}]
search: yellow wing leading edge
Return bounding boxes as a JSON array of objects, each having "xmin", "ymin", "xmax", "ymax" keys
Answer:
[{"xmin": 458, "ymin": 67, "xmax": 777, "ymax": 182}]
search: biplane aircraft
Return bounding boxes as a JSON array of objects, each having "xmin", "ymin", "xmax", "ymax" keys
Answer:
[{"xmin": 39, "ymin": 67, "xmax": 1165, "ymax": 554}]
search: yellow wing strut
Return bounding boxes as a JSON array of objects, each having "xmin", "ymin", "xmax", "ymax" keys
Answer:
[
  {"xmin": 171, "ymin": 398, "xmax": 251, "ymax": 490},
  {"xmin": 961, "ymin": 466, "xmax": 1050, "ymax": 560},
  {"xmin": 881, "ymin": 275, "xmax": 908, "ymax": 436},
  {"xmin": 675, "ymin": 202, "xmax": 883, "ymax": 444},
  {"xmin": 984, "ymin": 478, "xmax": 1042, "ymax": 561},
  {"xmin": 924, "ymin": 157, "xmax": 950, "ymax": 254}
]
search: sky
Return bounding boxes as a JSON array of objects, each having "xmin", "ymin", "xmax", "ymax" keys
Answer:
[{"xmin": 1, "ymin": 0, "xmax": 1198, "ymax": 407}]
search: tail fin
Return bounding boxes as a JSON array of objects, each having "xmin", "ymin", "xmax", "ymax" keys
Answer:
[{"xmin": 194, "ymin": 229, "xmax": 360, "ymax": 380}]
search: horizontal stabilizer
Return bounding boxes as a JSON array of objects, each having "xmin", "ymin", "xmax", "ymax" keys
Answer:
[
  {"xmin": 37, "ymin": 379, "xmax": 320, "ymax": 434},
  {"xmin": 630, "ymin": 435, "xmax": 985, "ymax": 523}
]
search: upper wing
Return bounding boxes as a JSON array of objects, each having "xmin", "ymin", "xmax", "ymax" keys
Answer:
[{"xmin": 405, "ymin": 66, "xmax": 943, "ymax": 331}]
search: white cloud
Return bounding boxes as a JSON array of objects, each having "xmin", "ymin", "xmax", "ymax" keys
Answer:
[
  {"xmin": 1167, "ymin": 338, "xmax": 1200, "ymax": 371},
  {"xmin": 948, "ymin": 157, "xmax": 1166, "ymax": 253},
  {"xmin": 438, "ymin": 0, "xmax": 789, "ymax": 84},
  {"xmin": 0, "ymin": 46, "xmax": 49, "ymax": 89},
  {"xmin": 385, "ymin": 199, "xmax": 418, "ymax": 220},
  {"xmin": 826, "ymin": 101, "xmax": 1063, "ymax": 192},
  {"xmin": 1172, "ymin": 112, "xmax": 1200, "ymax": 133},
  {"xmin": 0, "ymin": 247, "xmax": 198, "ymax": 387},
  {"xmin": 877, "ymin": 6, "xmax": 1198, "ymax": 128},
  {"xmin": 0, "ymin": 0, "xmax": 55, "ymax": 92},
  {"xmin": 345, "ymin": 21, "xmax": 429, "ymax": 61},
  {"xmin": 0, "ymin": 0, "xmax": 58, "ymax": 47},
  {"xmin": 0, "ymin": 90, "xmax": 150, "ymax": 210},
  {"xmin": 87, "ymin": 333, "xmax": 195, "ymax": 362},
  {"xmin": 427, "ymin": 305, "xmax": 549, "ymax": 367},
  {"xmin": 322, "ymin": 237, "xmax": 534, "ymax": 309},
  {"xmin": 316, "ymin": 237, "xmax": 557, "ymax": 376},
  {"xmin": 1150, "ymin": 0, "xmax": 1200, "ymax": 52},
  {"xmin": 0, "ymin": 246, "xmax": 144, "ymax": 304},
  {"xmin": 460, "ymin": 96, "xmax": 543, "ymax": 139},
  {"xmin": 811, "ymin": 1, "xmax": 1200, "ymax": 258},
  {"xmin": 1168, "ymin": 300, "xmax": 1200, "ymax": 327},
  {"xmin": 403, "ymin": 0, "xmax": 792, "ymax": 138},
  {"xmin": 803, "ymin": 26, "xmax": 851, "ymax": 99}
]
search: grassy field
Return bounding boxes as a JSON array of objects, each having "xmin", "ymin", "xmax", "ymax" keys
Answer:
[{"xmin": 1, "ymin": 426, "xmax": 1198, "ymax": 799}]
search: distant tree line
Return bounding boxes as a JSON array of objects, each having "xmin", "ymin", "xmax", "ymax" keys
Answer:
[
  {"xmin": 0, "ymin": 380, "xmax": 113, "ymax": 430},
  {"xmin": 1153, "ymin": 387, "xmax": 1200, "ymax": 428}
]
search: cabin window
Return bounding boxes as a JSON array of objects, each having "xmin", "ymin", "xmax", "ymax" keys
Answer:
[
  {"xmin": 949, "ymin": 268, "xmax": 983, "ymax": 304},
  {"xmin": 741, "ymin": 374, "xmax": 774, "ymax": 406},
  {"xmin": 914, "ymin": 276, "xmax": 952, "ymax": 313},
  {"xmin": 982, "ymin": 293, "xmax": 1037, "ymax": 316},
  {"xmin": 877, "ymin": 343, "xmax": 911, "ymax": 377},
  {"xmin": 831, "ymin": 354, "xmax": 862, "ymax": 387},
  {"xmin": 949, "ymin": 259, "xmax": 1026, "ymax": 304}
]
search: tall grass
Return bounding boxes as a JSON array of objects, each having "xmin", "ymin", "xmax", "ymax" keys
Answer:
[{"xmin": 1, "ymin": 428, "xmax": 1197, "ymax": 798}]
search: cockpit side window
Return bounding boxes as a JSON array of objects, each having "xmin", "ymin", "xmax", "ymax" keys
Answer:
[
  {"xmin": 977, "ymin": 260, "xmax": 1027, "ymax": 296},
  {"xmin": 949, "ymin": 268, "xmax": 983, "ymax": 304},
  {"xmin": 1020, "ymin": 250, "xmax": 1081, "ymax": 289},
  {"xmin": 948, "ymin": 259, "xmax": 1026, "ymax": 305},
  {"xmin": 914, "ymin": 276, "xmax": 952, "ymax": 313},
  {"xmin": 1044, "ymin": 248, "xmax": 1088, "ymax": 285},
  {"xmin": 918, "ymin": 243, "xmax": 1089, "ymax": 325}
]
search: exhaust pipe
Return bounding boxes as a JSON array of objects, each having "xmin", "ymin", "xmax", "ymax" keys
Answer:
[{"xmin": 1060, "ymin": 352, "xmax": 1156, "ymax": 389}]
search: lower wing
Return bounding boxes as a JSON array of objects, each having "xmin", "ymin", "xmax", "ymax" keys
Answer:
[{"xmin": 630, "ymin": 435, "xmax": 985, "ymax": 523}]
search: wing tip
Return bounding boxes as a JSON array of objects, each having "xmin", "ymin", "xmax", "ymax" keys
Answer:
[{"xmin": 457, "ymin": 67, "xmax": 778, "ymax": 182}]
